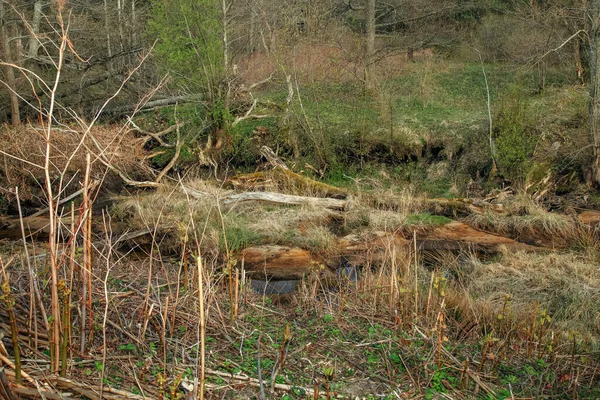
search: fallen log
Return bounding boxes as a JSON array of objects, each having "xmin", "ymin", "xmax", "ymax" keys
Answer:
[
  {"xmin": 365, "ymin": 195, "xmax": 504, "ymax": 217},
  {"xmin": 223, "ymin": 191, "xmax": 348, "ymax": 210},
  {"xmin": 421, "ymin": 221, "xmax": 546, "ymax": 253},
  {"xmin": 227, "ymin": 166, "xmax": 348, "ymax": 199},
  {"xmin": 0, "ymin": 215, "xmax": 73, "ymax": 240},
  {"xmin": 240, "ymin": 223, "xmax": 547, "ymax": 280},
  {"xmin": 241, "ymin": 245, "xmax": 331, "ymax": 280},
  {"xmin": 579, "ymin": 210, "xmax": 600, "ymax": 226}
]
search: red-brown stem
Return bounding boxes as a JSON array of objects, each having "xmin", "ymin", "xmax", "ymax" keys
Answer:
[
  {"xmin": 59, "ymin": 281, "xmax": 70, "ymax": 376},
  {"xmin": 1, "ymin": 273, "xmax": 21, "ymax": 383},
  {"xmin": 16, "ymin": 187, "xmax": 39, "ymax": 350},
  {"xmin": 81, "ymin": 153, "xmax": 92, "ymax": 353},
  {"xmin": 197, "ymin": 256, "xmax": 206, "ymax": 400}
]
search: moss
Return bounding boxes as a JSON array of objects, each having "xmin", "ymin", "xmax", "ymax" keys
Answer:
[{"xmin": 405, "ymin": 213, "xmax": 452, "ymax": 227}]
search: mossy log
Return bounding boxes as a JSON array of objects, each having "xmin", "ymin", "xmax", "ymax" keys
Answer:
[
  {"xmin": 0, "ymin": 215, "xmax": 68, "ymax": 240},
  {"xmin": 227, "ymin": 166, "xmax": 348, "ymax": 199},
  {"xmin": 365, "ymin": 195, "xmax": 504, "ymax": 217}
]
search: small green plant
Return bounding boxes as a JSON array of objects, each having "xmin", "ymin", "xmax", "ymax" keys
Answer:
[
  {"xmin": 494, "ymin": 85, "xmax": 539, "ymax": 181},
  {"xmin": 119, "ymin": 343, "xmax": 135, "ymax": 352}
]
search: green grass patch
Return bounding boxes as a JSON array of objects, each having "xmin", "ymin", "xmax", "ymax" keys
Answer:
[{"xmin": 405, "ymin": 213, "xmax": 452, "ymax": 227}]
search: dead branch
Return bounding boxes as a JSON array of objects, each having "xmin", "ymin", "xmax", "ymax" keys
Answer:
[
  {"xmin": 106, "ymin": 95, "xmax": 198, "ymax": 116},
  {"xmin": 222, "ymin": 191, "xmax": 348, "ymax": 210},
  {"xmin": 0, "ymin": 368, "xmax": 18, "ymax": 400},
  {"xmin": 205, "ymin": 368, "xmax": 315, "ymax": 397},
  {"xmin": 29, "ymin": 181, "xmax": 98, "ymax": 218},
  {"xmin": 154, "ymin": 123, "xmax": 182, "ymax": 183},
  {"xmin": 127, "ymin": 117, "xmax": 185, "ymax": 147},
  {"xmin": 259, "ymin": 146, "xmax": 288, "ymax": 169},
  {"xmin": 246, "ymin": 70, "xmax": 276, "ymax": 92}
]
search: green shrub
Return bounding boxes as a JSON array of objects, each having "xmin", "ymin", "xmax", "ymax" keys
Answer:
[{"xmin": 494, "ymin": 85, "xmax": 539, "ymax": 181}]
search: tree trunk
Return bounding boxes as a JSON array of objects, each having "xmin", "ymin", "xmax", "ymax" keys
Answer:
[
  {"xmin": 27, "ymin": 0, "xmax": 43, "ymax": 60},
  {"xmin": 0, "ymin": 1, "xmax": 20, "ymax": 126},
  {"xmin": 575, "ymin": 34, "xmax": 584, "ymax": 84},
  {"xmin": 365, "ymin": 0, "xmax": 375, "ymax": 89},
  {"xmin": 103, "ymin": 0, "xmax": 112, "ymax": 71},
  {"xmin": 589, "ymin": 0, "xmax": 600, "ymax": 183}
]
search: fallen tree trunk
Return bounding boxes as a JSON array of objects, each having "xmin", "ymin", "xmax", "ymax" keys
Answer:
[
  {"xmin": 365, "ymin": 195, "xmax": 504, "ymax": 217},
  {"xmin": 222, "ymin": 191, "xmax": 348, "ymax": 210},
  {"xmin": 241, "ymin": 223, "xmax": 547, "ymax": 280},
  {"xmin": 227, "ymin": 167, "xmax": 348, "ymax": 199},
  {"xmin": 105, "ymin": 95, "xmax": 199, "ymax": 116}
]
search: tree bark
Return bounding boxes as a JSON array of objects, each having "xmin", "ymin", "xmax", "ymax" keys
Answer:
[
  {"xmin": 27, "ymin": 0, "xmax": 43, "ymax": 60},
  {"xmin": 365, "ymin": 0, "xmax": 375, "ymax": 89},
  {"xmin": 589, "ymin": 0, "xmax": 600, "ymax": 183},
  {"xmin": 222, "ymin": 191, "xmax": 348, "ymax": 210},
  {"xmin": 575, "ymin": 34, "xmax": 584, "ymax": 83},
  {"xmin": 0, "ymin": 1, "xmax": 20, "ymax": 126}
]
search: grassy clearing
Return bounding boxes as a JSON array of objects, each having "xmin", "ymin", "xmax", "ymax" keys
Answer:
[{"xmin": 251, "ymin": 59, "xmax": 586, "ymax": 199}]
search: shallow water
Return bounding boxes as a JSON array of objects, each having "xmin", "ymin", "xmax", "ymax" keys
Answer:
[
  {"xmin": 250, "ymin": 265, "xmax": 360, "ymax": 295},
  {"xmin": 250, "ymin": 279, "xmax": 299, "ymax": 295}
]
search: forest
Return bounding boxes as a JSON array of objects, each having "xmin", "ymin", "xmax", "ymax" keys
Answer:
[{"xmin": 1, "ymin": 0, "xmax": 600, "ymax": 398}]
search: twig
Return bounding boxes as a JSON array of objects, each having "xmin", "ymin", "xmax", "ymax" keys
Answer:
[
  {"xmin": 205, "ymin": 368, "xmax": 315, "ymax": 396},
  {"xmin": 413, "ymin": 326, "xmax": 495, "ymax": 396},
  {"xmin": 29, "ymin": 184, "xmax": 96, "ymax": 218}
]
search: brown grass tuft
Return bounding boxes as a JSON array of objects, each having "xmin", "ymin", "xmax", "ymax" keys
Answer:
[{"xmin": 1, "ymin": 124, "xmax": 148, "ymax": 203}]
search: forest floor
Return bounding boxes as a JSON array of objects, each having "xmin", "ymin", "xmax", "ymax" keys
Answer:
[
  {"xmin": 1, "ymin": 171, "xmax": 600, "ymax": 400},
  {"xmin": 1, "ymin": 58, "xmax": 599, "ymax": 399}
]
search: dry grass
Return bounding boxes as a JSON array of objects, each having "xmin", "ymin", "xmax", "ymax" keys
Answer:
[
  {"xmin": 111, "ymin": 180, "xmax": 343, "ymax": 254},
  {"xmin": 451, "ymin": 249, "xmax": 600, "ymax": 346},
  {"xmin": 0, "ymin": 124, "xmax": 148, "ymax": 202},
  {"xmin": 110, "ymin": 181, "xmax": 230, "ymax": 254},
  {"xmin": 465, "ymin": 194, "xmax": 575, "ymax": 245}
]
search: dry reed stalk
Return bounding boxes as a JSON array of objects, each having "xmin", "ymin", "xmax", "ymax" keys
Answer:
[
  {"xmin": 44, "ymin": 12, "xmax": 70, "ymax": 373},
  {"xmin": 0, "ymin": 266, "xmax": 20, "ymax": 383},
  {"xmin": 80, "ymin": 154, "xmax": 92, "ymax": 353},
  {"xmin": 197, "ymin": 256, "xmax": 206, "ymax": 400},
  {"xmin": 58, "ymin": 280, "xmax": 70, "ymax": 376},
  {"xmin": 526, "ymin": 304, "xmax": 538, "ymax": 359},
  {"xmin": 233, "ymin": 268, "xmax": 240, "ymax": 320},
  {"xmin": 182, "ymin": 237, "xmax": 189, "ymax": 291},
  {"xmin": 172, "ymin": 274, "xmax": 181, "ymax": 338},
  {"xmin": 389, "ymin": 246, "xmax": 397, "ymax": 320},
  {"xmin": 66, "ymin": 203, "xmax": 76, "ymax": 367},
  {"xmin": 459, "ymin": 358, "xmax": 470, "ymax": 390},
  {"xmin": 425, "ymin": 270, "xmax": 434, "ymax": 327},
  {"xmin": 436, "ymin": 303, "xmax": 446, "ymax": 369},
  {"xmin": 85, "ymin": 161, "xmax": 94, "ymax": 348},
  {"xmin": 413, "ymin": 231, "xmax": 419, "ymax": 327},
  {"xmin": 99, "ymin": 211, "xmax": 115, "ymax": 399},
  {"xmin": 270, "ymin": 324, "xmax": 292, "ymax": 393},
  {"xmin": 162, "ymin": 296, "xmax": 169, "ymax": 372},
  {"xmin": 216, "ymin": 202, "xmax": 235, "ymax": 321},
  {"xmin": 142, "ymin": 232, "xmax": 156, "ymax": 340},
  {"xmin": 16, "ymin": 187, "xmax": 40, "ymax": 350}
]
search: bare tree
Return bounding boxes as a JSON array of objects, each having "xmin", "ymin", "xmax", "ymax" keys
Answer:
[
  {"xmin": 588, "ymin": 0, "xmax": 600, "ymax": 183},
  {"xmin": 365, "ymin": 0, "xmax": 375, "ymax": 89},
  {"xmin": 0, "ymin": 0, "xmax": 20, "ymax": 126}
]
